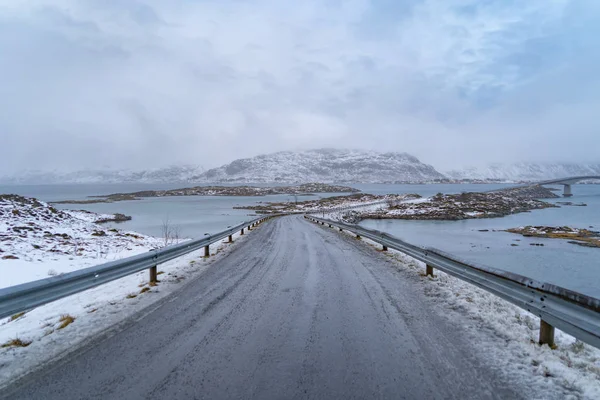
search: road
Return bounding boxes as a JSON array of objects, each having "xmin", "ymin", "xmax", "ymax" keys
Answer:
[{"xmin": 3, "ymin": 216, "xmax": 522, "ymax": 399}]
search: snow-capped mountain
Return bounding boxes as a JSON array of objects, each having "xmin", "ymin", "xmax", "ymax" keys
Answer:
[
  {"xmin": 192, "ymin": 149, "xmax": 445, "ymax": 183},
  {"xmin": 0, "ymin": 165, "xmax": 205, "ymax": 185},
  {"xmin": 446, "ymin": 163, "xmax": 600, "ymax": 182}
]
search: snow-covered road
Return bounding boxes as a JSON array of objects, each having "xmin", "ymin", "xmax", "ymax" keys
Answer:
[{"xmin": 1, "ymin": 216, "xmax": 551, "ymax": 399}]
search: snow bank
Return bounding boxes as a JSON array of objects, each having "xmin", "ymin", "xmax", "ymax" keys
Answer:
[
  {"xmin": 0, "ymin": 228, "xmax": 254, "ymax": 388},
  {"xmin": 331, "ymin": 226, "xmax": 600, "ymax": 399}
]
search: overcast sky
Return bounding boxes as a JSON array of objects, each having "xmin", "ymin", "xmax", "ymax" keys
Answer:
[{"xmin": 0, "ymin": 0, "xmax": 599, "ymax": 173}]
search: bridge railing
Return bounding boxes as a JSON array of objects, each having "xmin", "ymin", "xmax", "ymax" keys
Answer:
[
  {"xmin": 0, "ymin": 215, "xmax": 282, "ymax": 320},
  {"xmin": 306, "ymin": 215, "xmax": 600, "ymax": 350}
]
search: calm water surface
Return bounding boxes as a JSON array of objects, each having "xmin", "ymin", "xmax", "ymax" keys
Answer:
[
  {"xmin": 2, "ymin": 183, "xmax": 599, "ymax": 296},
  {"xmin": 0, "ymin": 183, "xmax": 347, "ymax": 238},
  {"xmin": 360, "ymin": 185, "xmax": 600, "ymax": 297}
]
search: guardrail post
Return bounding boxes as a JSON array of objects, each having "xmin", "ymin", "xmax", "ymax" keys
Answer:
[
  {"xmin": 356, "ymin": 234, "xmax": 361, "ymax": 240},
  {"xmin": 241, "ymin": 228, "xmax": 244, "ymax": 235},
  {"xmin": 426, "ymin": 264, "xmax": 434, "ymax": 277},
  {"xmin": 228, "ymin": 235, "xmax": 233, "ymax": 243},
  {"xmin": 149, "ymin": 266, "xmax": 158, "ymax": 283},
  {"xmin": 329, "ymin": 224, "xmax": 332, "ymax": 228},
  {"xmin": 204, "ymin": 245, "xmax": 210, "ymax": 257},
  {"xmin": 539, "ymin": 320, "xmax": 555, "ymax": 347},
  {"xmin": 339, "ymin": 228, "xmax": 343, "ymax": 232},
  {"xmin": 382, "ymin": 245, "xmax": 388, "ymax": 251}
]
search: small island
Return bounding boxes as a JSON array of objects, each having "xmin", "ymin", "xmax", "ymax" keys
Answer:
[
  {"xmin": 506, "ymin": 226, "xmax": 600, "ymax": 248},
  {"xmin": 352, "ymin": 186, "xmax": 558, "ymax": 221},
  {"xmin": 52, "ymin": 183, "xmax": 360, "ymax": 204}
]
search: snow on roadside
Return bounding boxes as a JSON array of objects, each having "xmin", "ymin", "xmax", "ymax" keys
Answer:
[
  {"xmin": 329, "ymin": 224, "xmax": 600, "ymax": 400},
  {"xmin": 0, "ymin": 227, "xmax": 256, "ymax": 388}
]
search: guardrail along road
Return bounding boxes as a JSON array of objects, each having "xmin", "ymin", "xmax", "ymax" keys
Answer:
[{"xmin": 3, "ymin": 215, "xmax": 528, "ymax": 400}]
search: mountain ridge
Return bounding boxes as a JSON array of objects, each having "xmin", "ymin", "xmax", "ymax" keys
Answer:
[
  {"xmin": 3, "ymin": 150, "xmax": 599, "ymax": 184},
  {"xmin": 446, "ymin": 163, "xmax": 600, "ymax": 182},
  {"xmin": 191, "ymin": 149, "xmax": 446, "ymax": 184}
]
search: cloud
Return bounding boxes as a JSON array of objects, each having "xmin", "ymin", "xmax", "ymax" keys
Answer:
[{"xmin": 0, "ymin": 0, "xmax": 597, "ymax": 173}]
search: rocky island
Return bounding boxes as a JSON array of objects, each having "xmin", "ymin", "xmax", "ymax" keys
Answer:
[
  {"xmin": 52, "ymin": 183, "xmax": 360, "ymax": 204},
  {"xmin": 351, "ymin": 186, "xmax": 558, "ymax": 221},
  {"xmin": 506, "ymin": 226, "xmax": 600, "ymax": 248}
]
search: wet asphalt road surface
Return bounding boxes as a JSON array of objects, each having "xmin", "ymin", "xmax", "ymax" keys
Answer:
[{"xmin": 3, "ymin": 216, "xmax": 522, "ymax": 399}]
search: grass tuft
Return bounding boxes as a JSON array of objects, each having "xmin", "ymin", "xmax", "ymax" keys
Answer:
[
  {"xmin": 126, "ymin": 293, "xmax": 138, "ymax": 299},
  {"xmin": 9, "ymin": 311, "xmax": 26, "ymax": 321},
  {"xmin": 57, "ymin": 314, "xmax": 75, "ymax": 330},
  {"xmin": 148, "ymin": 281, "xmax": 158, "ymax": 287},
  {"xmin": 140, "ymin": 287, "xmax": 150, "ymax": 294},
  {"xmin": 2, "ymin": 338, "xmax": 32, "ymax": 348}
]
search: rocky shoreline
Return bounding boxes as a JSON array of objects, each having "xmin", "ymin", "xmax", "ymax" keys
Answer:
[
  {"xmin": 52, "ymin": 183, "xmax": 359, "ymax": 204},
  {"xmin": 506, "ymin": 226, "xmax": 600, "ymax": 248}
]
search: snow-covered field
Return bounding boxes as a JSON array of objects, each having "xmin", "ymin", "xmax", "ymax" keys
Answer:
[{"xmin": 328, "ymin": 225, "xmax": 600, "ymax": 399}]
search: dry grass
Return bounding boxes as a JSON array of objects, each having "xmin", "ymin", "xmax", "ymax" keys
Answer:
[
  {"xmin": 126, "ymin": 293, "xmax": 138, "ymax": 299},
  {"xmin": 148, "ymin": 281, "xmax": 158, "ymax": 287},
  {"xmin": 139, "ymin": 287, "xmax": 150, "ymax": 294},
  {"xmin": 9, "ymin": 311, "xmax": 25, "ymax": 321},
  {"xmin": 57, "ymin": 314, "xmax": 75, "ymax": 330},
  {"xmin": 2, "ymin": 338, "xmax": 31, "ymax": 348}
]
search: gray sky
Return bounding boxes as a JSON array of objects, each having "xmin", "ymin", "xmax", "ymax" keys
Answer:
[{"xmin": 1, "ymin": 0, "xmax": 599, "ymax": 173}]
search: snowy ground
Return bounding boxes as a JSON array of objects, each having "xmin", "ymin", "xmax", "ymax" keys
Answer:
[
  {"xmin": 0, "ymin": 226, "xmax": 257, "ymax": 387},
  {"xmin": 327, "ymin": 224, "xmax": 600, "ymax": 399},
  {"xmin": 0, "ymin": 194, "xmax": 262, "ymax": 387}
]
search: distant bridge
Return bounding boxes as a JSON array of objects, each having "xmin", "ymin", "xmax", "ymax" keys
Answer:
[{"xmin": 538, "ymin": 176, "xmax": 600, "ymax": 197}]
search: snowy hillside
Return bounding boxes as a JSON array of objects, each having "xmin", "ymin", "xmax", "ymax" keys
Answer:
[
  {"xmin": 193, "ymin": 149, "xmax": 445, "ymax": 183},
  {"xmin": 0, "ymin": 194, "xmax": 162, "ymax": 287},
  {"xmin": 0, "ymin": 165, "xmax": 205, "ymax": 185},
  {"xmin": 446, "ymin": 163, "xmax": 600, "ymax": 182}
]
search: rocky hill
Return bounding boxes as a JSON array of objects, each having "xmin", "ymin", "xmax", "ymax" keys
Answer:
[
  {"xmin": 446, "ymin": 163, "xmax": 600, "ymax": 182},
  {"xmin": 0, "ymin": 195, "xmax": 161, "ymax": 286},
  {"xmin": 192, "ymin": 149, "xmax": 445, "ymax": 184}
]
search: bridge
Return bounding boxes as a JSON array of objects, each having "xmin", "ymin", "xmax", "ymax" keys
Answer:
[{"xmin": 538, "ymin": 175, "xmax": 600, "ymax": 197}]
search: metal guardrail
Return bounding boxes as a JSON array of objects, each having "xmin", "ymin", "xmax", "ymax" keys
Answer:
[
  {"xmin": 0, "ymin": 215, "xmax": 279, "ymax": 320},
  {"xmin": 307, "ymin": 216, "xmax": 600, "ymax": 349}
]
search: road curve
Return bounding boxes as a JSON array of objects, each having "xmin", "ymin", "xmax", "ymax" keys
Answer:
[{"xmin": 3, "ymin": 216, "xmax": 522, "ymax": 400}]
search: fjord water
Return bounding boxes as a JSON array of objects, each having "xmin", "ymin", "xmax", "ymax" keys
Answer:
[
  {"xmin": 1, "ymin": 183, "xmax": 598, "ymax": 296},
  {"xmin": 360, "ymin": 184, "xmax": 600, "ymax": 298},
  {"xmin": 0, "ymin": 183, "xmax": 345, "ymax": 238}
]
